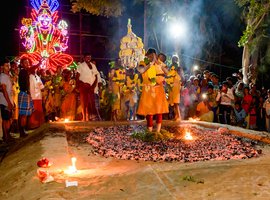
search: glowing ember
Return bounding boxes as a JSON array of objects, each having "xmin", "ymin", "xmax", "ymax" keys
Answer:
[
  {"xmin": 184, "ymin": 132, "xmax": 193, "ymax": 140},
  {"xmin": 188, "ymin": 117, "xmax": 200, "ymax": 122},
  {"xmin": 65, "ymin": 157, "xmax": 77, "ymax": 174},
  {"xmin": 64, "ymin": 118, "xmax": 70, "ymax": 122},
  {"xmin": 85, "ymin": 125, "xmax": 261, "ymax": 162}
]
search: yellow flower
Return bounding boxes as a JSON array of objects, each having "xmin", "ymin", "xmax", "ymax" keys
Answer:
[
  {"xmin": 122, "ymin": 85, "xmax": 127, "ymax": 91},
  {"xmin": 147, "ymin": 65, "xmax": 156, "ymax": 85},
  {"xmin": 22, "ymin": 18, "xmax": 32, "ymax": 26}
]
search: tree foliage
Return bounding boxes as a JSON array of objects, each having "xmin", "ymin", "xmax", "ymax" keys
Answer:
[
  {"xmin": 235, "ymin": 0, "xmax": 270, "ymax": 85},
  {"xmin": 70, "ymin": 0, "xmax": 124, "ymax": 17},
  {"xmin": 236, "ymin": 0, "xmax": 270, "ymax": 47}
]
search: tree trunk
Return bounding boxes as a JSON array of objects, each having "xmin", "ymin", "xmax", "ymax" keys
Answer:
[
  {"xmin": 242, "ymin": 44, "xmax": 250, "ymax": 85},
  {"xmin": 250, "ymin": 49, "xmax": 258, "ymax": 84},
  {"xmin": 143, "ymin": 0, "xmax": 148, "ymax": 49},
  {"xmin": 242, "ymin": 44, "xmax": 259, "ymax": 85}
]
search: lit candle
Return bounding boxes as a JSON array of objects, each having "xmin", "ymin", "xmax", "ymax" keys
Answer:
[
  {"xmin": 65, "ymin": 157, "xmax": 77, "ymax": 174},
  {"xmin": 71, "ymin": 157, "xmax": 76, "ymax": 168}
]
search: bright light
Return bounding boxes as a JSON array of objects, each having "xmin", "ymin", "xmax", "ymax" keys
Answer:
[
  {"xmin": 168, "ymin": 19, "xmax": 188, "ymax": 39},
  {"xmin": 184, "ymin": 131, "xmax": 193, "ymax": 140},
  {"xmin": 71, "ymin": 157, "xmax": 77, "ymax": 167},
  {"xmin": 64, "ymin": 118, "xmax": 70, "ymax": 122},
  {"xmin": 65, "ymin": 157, "xmax": 77, "ymax": 174},
  {"xmin": 193, "ymin": 65, "xmax": 199, "ymax": 71},
  {"xmin": 202, "ymin": 93, "xmax": 207, "ymax": 100}
]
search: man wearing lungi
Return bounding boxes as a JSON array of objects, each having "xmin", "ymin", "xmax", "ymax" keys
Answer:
[
  {"xmin": 76, "ymin": 53, "xmax": 98, "ymax": 121},
  {"xmin": 18, "ymin": 58, "xmax": 36, "ymax": 137}
]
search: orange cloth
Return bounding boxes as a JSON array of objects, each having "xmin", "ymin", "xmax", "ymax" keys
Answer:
[
  {"xmin": 196, "ymin": 101, "xmax": 214, "ymax": 122},
  {"xmin": 61, "ymin": 81, "xmax": 77, "ymax": 120},
  {"xmin": 28, "ymin": 99, "xmax": 45, "ymax": 129},
  {"xmin": 137, "ymin": 64, "xmax": 168, "ymax": 116},
  {"xmin": 196, "ymin": 101, "xmax": 210, "ymax": 115},
  {"xmin": 111, "ymin": 82, "xmax": 121, "ymax": 111},
  {"xmin": 168, "ymin": 72, "xmax": 181, "ymax": 105}
]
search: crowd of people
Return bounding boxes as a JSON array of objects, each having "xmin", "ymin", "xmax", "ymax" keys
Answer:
[{"xmin": 1, "ymin": 48, "xmax": 270, "ymax": 143}]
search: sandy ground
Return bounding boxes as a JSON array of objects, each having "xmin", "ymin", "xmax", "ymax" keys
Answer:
[{"xmin": 1, "ymin": 121, "xmax": 270, "ymax": 200}]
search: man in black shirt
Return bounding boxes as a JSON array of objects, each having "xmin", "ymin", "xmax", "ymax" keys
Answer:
[{"xmin": 18, "ymin": 58, "xmax": 38, "ymax": 137}]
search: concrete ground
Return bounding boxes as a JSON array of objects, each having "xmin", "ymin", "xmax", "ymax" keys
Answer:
[{"xmin": 0, "ymin": 120, "xmax": 270, "ymax": 200}]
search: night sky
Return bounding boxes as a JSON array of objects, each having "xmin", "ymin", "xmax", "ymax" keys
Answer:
[{"xmin": 0, "ymin": 0, "xmax": 24, "ymax": 59}]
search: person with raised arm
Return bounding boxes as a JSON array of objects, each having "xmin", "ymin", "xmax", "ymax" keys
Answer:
[{"xmin": 136, "ymin": 48, "xmax": 169, "ymax": 133}]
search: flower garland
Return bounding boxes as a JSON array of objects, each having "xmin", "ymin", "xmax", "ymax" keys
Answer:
[
  {"xmin": 112, "ymin": 68, "xmax": 126, "ymax": 86},
  {"xmin": 166, "ymin": 65, "xmax": 177, "ymax": 90},
  {"xmin": 139, "ymin": 58, "xmax": 157, "ymax": 86}
]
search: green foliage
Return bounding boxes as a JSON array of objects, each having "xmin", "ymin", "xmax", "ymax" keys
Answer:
[
  {"xmin": 68, "ymin": 61, "xmax": 78, "ymax": 70},
  {"xmin": 144, "ymin": 57, "xmax": 150, "ymax": 65},
  {"xmin": 109, "ymin": 60, "xmax": 124, "ymax": 69},
  {"xmin": 238, "ymin": 25, "xmax": 253, "ymax": 47},
  {"xmin": 131, "ymin": 129, "xmax": 174, "ymax": 142},
  {"xmin": 236, "ymin": 0, "xmax": 270, "ymax": 47},
  {"xmin": 109, "ymin": 61, "xmax": 116, "ymax": 69},
  {"xmin": 70, "ymin": 0, "xmax": 124, "ymax": 17}
]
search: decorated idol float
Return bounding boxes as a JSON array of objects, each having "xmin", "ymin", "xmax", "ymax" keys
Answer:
[
  {"xmin": 114, "ymin": 19, "xmax": 145, "ymax": 120},
  {"xmin": 20, "ymin": 0, "xmax": 73, "ymax": 73},
  {"xmin": 119, "ymin": 18, "xmax": 145, "ymax": 70}
]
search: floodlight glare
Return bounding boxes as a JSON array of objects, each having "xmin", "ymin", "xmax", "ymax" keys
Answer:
[
  {"xmin": 169, "ymin": 20, "xmax": 187, "ymax": 39},
  {"xmin": 202, "ymin": 93, "xmax": 207, "ymax": 100},
  {"xmin": 193, "ymin": 65, "xmax": 199, "ymax": 71}
]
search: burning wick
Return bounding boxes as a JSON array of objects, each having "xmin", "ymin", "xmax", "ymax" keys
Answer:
[
  {"xmin": 72, "ymin": 157, "xmax": 76, "ymax": 167},
  {"xmin": 65, "ymin": 157, "xmax": 77, "ymax": 174},
  {"xmin": 184, "ymin": 132, "xmax": 193, "ymax": 140}
]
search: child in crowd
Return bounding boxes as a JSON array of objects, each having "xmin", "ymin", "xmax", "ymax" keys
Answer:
[{"xmin": 232, "ymin": 101, "xmax": 247, "ymax": 128}]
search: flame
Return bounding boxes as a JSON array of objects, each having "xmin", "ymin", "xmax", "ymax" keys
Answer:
[
  {"xmin": 184, "ymin": 131, "xmax": 193, "ymax": 140},
  {"xmin": 188, "ymin": 117, "xmax": 200, "ymax": 122},
  {"xmin": 65, "ymin": 157, "xmax": 77, "ymax": 174},
  {"xmin": 71, "ymin": 157, "xmax": 76, "ymax": 167},
  {"xmin": 64, "ymin": 118, "xmax": 70, "ymax": 122}
]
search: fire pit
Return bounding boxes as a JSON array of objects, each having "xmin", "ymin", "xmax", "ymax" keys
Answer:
[{"xmin": 86, "ymin": 124, "xmax": 261, "ymax": 163}]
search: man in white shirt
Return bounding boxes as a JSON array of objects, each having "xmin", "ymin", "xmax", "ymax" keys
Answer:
[
  {"xmin": 76, "ymin": 53, "xmax": 99, "ymax": 121},
  {"xmin": 216, "ymin": 81, "xmax": 234, "ymax": 124},
  {"xmin": 28, "ymin": 68, "xmax": 45, "ymax": 129},
  {"xmin": 0, "ymin": 59, "xmax": 14, "ymax": 142}
]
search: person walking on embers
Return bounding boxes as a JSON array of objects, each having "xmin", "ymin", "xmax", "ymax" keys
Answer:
[{"xmin": 136, "ymin": 48, "xmax": 169, "ymax": 133}]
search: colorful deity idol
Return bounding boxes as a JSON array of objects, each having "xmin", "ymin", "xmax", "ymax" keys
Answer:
[{"xmin": 20, "ymin": 0, "xmax": 73, "ymax": 73}]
